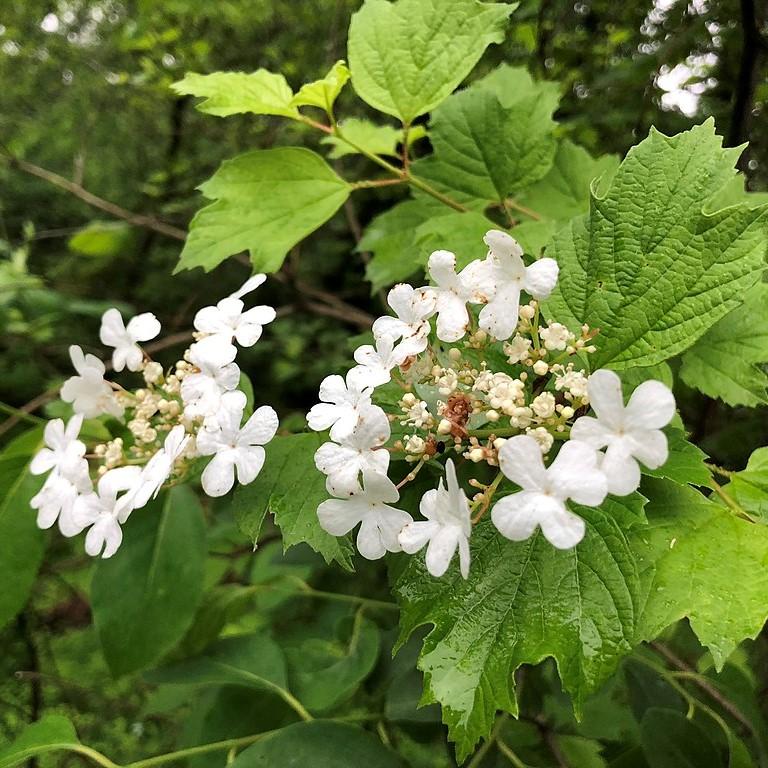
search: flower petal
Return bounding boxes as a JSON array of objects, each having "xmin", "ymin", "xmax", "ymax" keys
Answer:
[
  {"xmin": 398, "ymin": 519, "xmax": 439, "ymax": 554},
  {"xmin": 478, "ymin": 283, "xmax": 521, "ymax": 340},
  {"xmin": 425, "ymin": 525, "xmax": 461, "ymax": 577},
  {"xmin": 587, "ymin": 369, "xmax": 625, "ymax": 430},
  {"xmin": 497, "ymin": 435, "xmax": 548, "ymax": 491},
  {"xmin": 126, "ymin": 312, "xmax": 161, "ymax": 342},
  {"xmin": 570, "ymin": 415, "xmax": 614, "ymax": 449},
  {"xmin": 600, "ymin": 444, "xmax": 641, "ymax": 495},
  {"xmin": 230, "ymin": 273, "xmax": 267, "ymax": 299},
  {"xmin": 523, "ymin": 258, "xmax": 559, "ymax": 299},
  {"xmin": 626, "ymin": 428, "xmax": 668, "ymax": 469},
  {"xmin": 240, "ymin": 405, "xmax": 279, "ymax": 445},
  {"xmin": 624, "ymin": 380, "xmax": 676, "ymax": 430},
  {"xmin": 435, "ymin": 292, "xmax": 470, "ymax": 342},
  {"xmin": 491, "ymin": 490, "xmax": 546, "ymax": 542},
  {"xmin": 234, "ymin": 446, "xmax": 266, "ymax": 486},
  {"xmin": 317, "ymin": 498, "xmax": 365, "ymax": 536},
  {"xmin": 201, "ymin": 451, "xmax": 237, "ymax": 497},
  {"xmin": 99, "ymin": 308, "xmax": 127, "ymax": 348},
  {"xmin": 549, "ymin": 441, "xmax": 607, "ymax": 507},
  {"xmin": 538, "ymin": 503, "xmax": 586, "ymax": 549}
]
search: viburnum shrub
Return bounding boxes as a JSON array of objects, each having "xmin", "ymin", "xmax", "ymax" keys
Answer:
[{"xmin": 4, "ymin": 0, "xmax": 768, "ymax": 766}]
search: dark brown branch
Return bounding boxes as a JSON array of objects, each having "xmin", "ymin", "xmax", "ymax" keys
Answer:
[
  {"xmin": 727, "ymin": 0, "xmax": 765, "ymax": 159},
  {"xmin": 0, "ymin": 153, "xmax": 187, "ymax": 242}
]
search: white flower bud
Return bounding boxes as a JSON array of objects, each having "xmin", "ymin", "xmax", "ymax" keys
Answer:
[
  {"xmin": 143, "ymin": 361, "xmax": 164, "ymax": 385},
  {"xmin": 467, "ymin": 447, "xmax": 485, "ymax": 463},
  {"xmin": 532, "ymin": 360, "xmax": 549, "ymax": 376},
  {"xmin": 493, "ymin": 437, "xmax": 507, "ymax": 450},
  {"xmin": 405, "ymin": 435, "xmax": 426, "ymax": 454},
  {"xmin": 486, "ymin": 409, "xmax": 500, "ymax": 422},
  {"xmin": 437, "ymin": 418, "xmax": 452, "ymax": 435},
  {"xmin": 519, "ymin": 305, "xmax": 536, "ymax": 320}
]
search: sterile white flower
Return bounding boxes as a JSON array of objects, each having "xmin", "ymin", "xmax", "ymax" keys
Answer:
[
  {"xmin": 30, "ymin": 414, "xmax": 86, "ymax": 478},
  {"xmin": 193, "ymin": 273, "xmax": 276, "ymax": 356},
  {"xmin": 398, "ymin": 459, "xmax": 472, "ymax": 578},
  {"xmin": 31, "ymin": 471, "xmax": 90, "ymax": 536},
  {"xmin": 350, "ymin": 335, "xmax": 403, "ymax": 388},
  {"xmin": 491, "ymin": 435, "xmax": 607, "ymax": 549},
  {"xmin": 371, "ymin": 283, "xmax": 436, "ymax": 356},
  {"xmin": 197, "ymin": 391, "xmax": 279, "ymax": 497},
  {"xmin": 317, "ymin": 469, "xmax": 413, "ymax": 560},
  {"xmin": 181, "ymin": 343, "xmax": 240, "ymax": 419},
  {"xmin": 307, "ymin": 370, "xmax": 373, "ymax": 441},
  {"xmin": 570, "ymin": 369, "xmax": 675, "ymax": 495},
  {"xmin": 100, "ymin": 308, "xmax": 161, "ymax": 372},
  {"xmin": 314, "ymin": 405, "xmax": 390, "ymax": 496},
  {"xmin": 60, "ymin": 345, "xmax": 123, "ymax": 418},
  {"xmin": 427, "ymin": 250, "xmax": 492, "ymax": 343},
  {"xmin": 129, "ymin": 425, "xmax": 190, "ymax": 508},
  {"xmin": 477, "ymin": 230, "xmax": 559, "ymax": 340},
  {"xmin": 72, "ymin": 466, "xmax": 143, "ymax": 558}
]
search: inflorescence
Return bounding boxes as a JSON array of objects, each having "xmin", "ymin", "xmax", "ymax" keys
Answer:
[
  {"xmin": 308, "ymin": 230, "xmax": 675, "ymax": 578},
  {"xmin": 29, "ymin": 276, "xmax": 279, "ymax": 558}
]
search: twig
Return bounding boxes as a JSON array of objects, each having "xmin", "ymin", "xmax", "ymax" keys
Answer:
[
  {"xmin": 650, "ymin": 641, "xmax": 755, "ymax": 735},
  {"xmin": 0, "ymin": 153, "xmax": 186, "ymax": 242},
  {"xmin": 467, "ymin": 713, "xmax": 509, "ymax": 768}
]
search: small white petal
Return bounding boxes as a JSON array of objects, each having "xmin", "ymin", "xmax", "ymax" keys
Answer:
[{"xmin": 624, "ymin": 380, "xmax": 676, "ymax": 430}]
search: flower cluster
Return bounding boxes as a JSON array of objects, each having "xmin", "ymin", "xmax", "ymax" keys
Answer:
[
  {"xmin": 308, "ymin": 230, "xmax": 675, "ymax": 578},
  {"xmin": 29, "ymin": 276, "xmax": 279, "ymax": 558}
]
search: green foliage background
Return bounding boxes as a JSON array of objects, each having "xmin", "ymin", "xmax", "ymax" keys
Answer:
[{"xmin": 1, "ymin": 1, "xmax": 768, "ymax": 766}]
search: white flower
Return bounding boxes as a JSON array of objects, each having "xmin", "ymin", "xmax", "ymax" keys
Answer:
[
  {"xmin": 181, "ymin": 343, "xmax": 240, "ymax": 419},
  {"xmin": 476, "ymin": 230, "xmax": 559, "ymax": 341},
  {"xmin": 540, "ymin": 322, "xmax": 572, "ymax": 351},
  {"xmin": 72, "ymin": 466, "xmax": 143, "ymax": 558},
  {"xmin": 491, "ymin": 435, "xmax": 607, "ymax": 549},
  {"xmin": 350, "ymin": 335, "xmax": 403, "ymax": 388},
  {"xmin": 197, "ymin": 391, "xmax": 279, "ymax": 497},
  {"xmin": 570, "ymin": 369, "xmax": 675, "ymax": 495},
  {"xmin": 503, "ymin": 334, "xmax": 532, "ymax": 364},
  {"xmin": 99, "ymin": 308, "xmax": 161, "ymax": 372},
  {"xmin": 31, "ymin": 471, "xmax": 90, "ymax": 536},
  {"xmin": 60, "ymin": 345, "xmax": 123, "ymax": 419},
  {"xmin": 307, "ymin": 370, "xmax": 373, "ymax": 441},
  {"xmin": 398, "ymin": 459, "xmax": 472, "ymax": 578},
  {"xmin": 531, "ymin": 392, "xmax": 556, "ymax": 419},
  {"xmin": 193, "ymin": 274, "xmax": 275, "ymax": 356},
  {"xmin": 314, "ymin": 405, "xmax": 390, "ymax": 496},
  {"xmin": 317, "ymin": 469, "xmax": 412, "ymax": 560},
  {"xmin": 30, "ymin": 414, "xmax": 86, "ymax": 478},
  {"xmin": 130, "ymin": 425, "xmax": 190, "ymax": 508},
  {"xmin": 427, "ymin": 250, "xmax": 492, "ymax": 342},
  {"xmin": 371, "ymin": 284, "xmax": 436, "ymax": 357}
]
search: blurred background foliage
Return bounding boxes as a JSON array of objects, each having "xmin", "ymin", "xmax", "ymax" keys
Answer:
[{"xmin": 1, "ymin": 0, "xmax": 767, "ymax": 764}]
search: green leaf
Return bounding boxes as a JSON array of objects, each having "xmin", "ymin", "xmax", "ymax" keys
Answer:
[
  {"xmin": 361, "ymin": 200, "xmax": 432, "ymax": 292},
  {"xmin": 632, "ymin": 479, "xmax": 768, "ymax": 668},
  {"xmin": 233, "ymin": 432, "xmax": 354, "ymax": 569},
  {"xmin": 177, "ymin": 148, "xmax": 351, "ymax": 273},
  {"xmin": 518, "ymin": 139, "xmax": 620, "ymax": 222},
  {"xmin": 229, "ymin": 721, "xmax": 403, "ymax": 768},
  {"xmin": 67, "ymin": 221, "xmax": 136, "ymax": 259},
  {"xmin": 0, "ymin": 715, "xmax": 80, "ymax": 768},
  {"xmin": 643, "ymin": 428, "xmax": 710, "ymax": 487},
  {"xmin": 172, "ymin": 70, "xmax": 299, "ymax": 118},
  {"xmin": 284, "ymin": 611, "xmax": 381, "ymax": 712},
  {"xmin": 291, "ymin": 60, "xmax": 350, "ymax": 114},
  {"xmin": 347, "ymin": 0, "xmax": 514, "ymax": 124},
  {"xmin": 0, "ymin": 428, "xmax": 45, "ymax": 632},
  {"xmin": 91, "ymin": 485, "xmax": 207, "ymax": 676},
  {"xmin": 725, "ymin": 447, "xmax": 768, "ymax": 524},
  {"xmin": 396, "ymin": 479, "xmax": 768, "ymax": 757},
  {"xmin": 394, "ymin": 494, "xmax": 643, "ymax": 760},
  {"xmin": 547, "ymin": 121, "xmax": 768, "ymax": 369},
  {"xmin": 149, "ymin": 632, "xmax": 289, "ymax": 693},
  {"xmin": 680, "ymin": 283, "xmax": 768, "ymax": 407},
  {"xmin": 413, "ymin": 67, "xmax": 558, "ymax": 205},
  {"xmin": 414, "ymin": 211, "xmax": 497, "ymax": 268},
  {"xmin": 322, "ymin": 118, "xmax": 402, "ymax": 160},
  {"xmin": 639, "ymin": 709, "xmax": 723, "ymax": 768}
]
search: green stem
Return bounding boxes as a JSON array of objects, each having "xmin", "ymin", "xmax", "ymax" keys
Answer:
[
  {"xmin": 709, "ymin": 478, "xmax": 755, "ymax": 522},
  {"xmin": 125, "ymin": 733, "xmax": 274, "ymax": 768},
  {"xmin": 0, "ymin": 401, "xmax": 45, "ymax": 425},
  {"xmin": 504, "ymin": 197, "xmax": 543, "ymax": 221},
  {"xmin": 467, "ymin": 713, "xmax": 509, "ymax": 768},
  {"xmin": 497, "ymin": 739, "xmax": 530, "ymax": 768},
  {"xmin": 283, "ymin": 575, "xmax": 399, "ymax": 612},
  {"xmin": 331, "ymin": 126, "xmax": 468, "ymax": 213}
]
